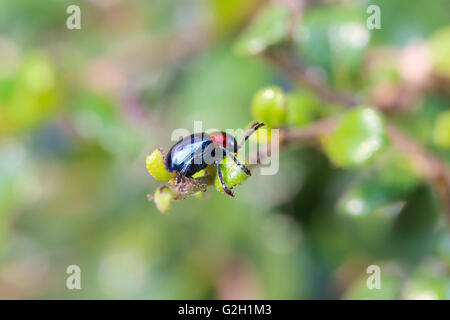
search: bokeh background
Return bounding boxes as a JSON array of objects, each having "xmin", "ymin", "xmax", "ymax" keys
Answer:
[{"xmin": 1, "ymin": 0, "xmax": 450, "ymax": 299}]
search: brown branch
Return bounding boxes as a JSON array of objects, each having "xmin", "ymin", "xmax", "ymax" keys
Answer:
[
  {"xmin": 281, "ymin": 116, "xmax": 337, "ymax": 145},
  {"xmin": 263, "ymin": 49, "xmax": 450, "ymax": 222}
]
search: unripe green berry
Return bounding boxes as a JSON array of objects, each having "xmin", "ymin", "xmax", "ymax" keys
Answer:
[
  {"xmin": 249, "ymin": 126, "xmax": 271, "ymax": 144},
  {"xmin": 321, "ymin": 107, "xmax": 387, "ymax": 168},
  {"xmin": 251, "ymin": 86, "xmax": 287, "ymax": 128},
  {"xmin": 214, "ymin": 154, "xmax": 249, "ymax": 195},
  {"xmin": 154, "ymin": 186, "xmax": 176, "ymax": 214},
  {"xmin": 146, "ymin": 148, "xmax": 177, "ymax": 182}
]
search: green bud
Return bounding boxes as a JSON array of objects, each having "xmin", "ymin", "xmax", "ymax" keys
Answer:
[
  {"xmin": 154, "ymin": 186, "xmax": 176, "ymax": 214},
  {"xmin": 146, "ymin": 148, "xmax": 177, "ymax": 182},
  {"xmin": 214, "ymin": 154, "xmax": 249, "ymax": 194},
  {"xmin": 433, "ymin": 110, "xmax": 450, "ymax": 149},
  {"xmin": 251, "ymin": 86, "xmax": 287, "ymax": 128},
  {"xmin": 192, "ymin": 168, "xmax": 207, "ymax": 179}
]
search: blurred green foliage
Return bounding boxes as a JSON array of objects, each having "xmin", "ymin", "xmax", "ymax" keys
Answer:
[
  {"xmin": 0, "ymin": 0, "xmax": 449, "ymax": 299},
  {"xmin": 234, "ymin": 3, "xmax": 290, "ymax": 55},
  {"xmin": 321, "ymin": 107, "xmax": 387, "ymax": 168}
]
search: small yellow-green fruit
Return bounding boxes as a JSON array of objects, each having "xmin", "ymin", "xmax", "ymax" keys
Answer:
[
  {"xmin": 249, "ymin": 126, "xmax": 271, "ymax": 144},
  {"xmin": 194, "ymin": 191, "xmax": 206, "ymax": 199},
  {"xmin": 192, "ymin": 165, "xmax": 216, "ymax": 179},
  {"xmin": 154, "ymin": 186, "xmax": 176, "ymax": 214},
  {"xmin": 192, "ymin": 169, "xmax": 206, "ymax": 178},
  {"xmin": 146, "ymin": 148, "xmax": 177, "ymax": 181},
  {"xmin": 286, "ymin": 91, "xmax": 320, "ymax": 126},
  {"xmin": 214, "ymin": 154, "xmax": 249, "ymax": 194},
  {"xmin": 251, "ymin": 86, "xmax": 287, "ymax": 128},
  {"xmin": 433, "ymin": 110, "xmax": 450, "ymax": 149}
]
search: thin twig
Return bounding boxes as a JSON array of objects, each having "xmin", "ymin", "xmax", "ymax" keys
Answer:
[
  {"xmin": 281, "ymin": 116, "xmax": 337, "ymax": 145},
  {"xmin": 246, "ymin": 116, "xmax": 337, "ymax": 166}
]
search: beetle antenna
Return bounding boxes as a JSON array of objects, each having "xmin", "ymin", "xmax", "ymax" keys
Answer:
[{"xmin": 237, "ymin": 122, "xmax": 265, "ymax": 150}]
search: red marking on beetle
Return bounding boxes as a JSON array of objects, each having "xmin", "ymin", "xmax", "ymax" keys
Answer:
[{"xmin": 211, "ymin": 133, "xmax": 226, "ymax": 144}]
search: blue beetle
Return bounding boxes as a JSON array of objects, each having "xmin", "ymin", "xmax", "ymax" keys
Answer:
[{"xmin": 164, "ymin": 122, "xmax": 264, "ymax": 197}]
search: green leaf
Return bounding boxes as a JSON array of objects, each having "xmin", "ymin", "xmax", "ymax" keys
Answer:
[
  {"xmin": 146, "ymin": 148, "xmax": 177, "ymax": 182},
  {"xmin": 390, "ymin": 186, "xmax": 440, "ymax": 260},
  {"xmin": 322, "ymin": 107, "xmax": 388, "ymax": 168},
  {"xmin": 234, "ymin": 4, "xmax": 290, "ymax": 55},
  {"xmin": 214, "ymin": 154, "xmax": 249, "ymax": 194},
  {"xmin": 294, "ymin": 6, "xmax": 369, "ymax": 88}
]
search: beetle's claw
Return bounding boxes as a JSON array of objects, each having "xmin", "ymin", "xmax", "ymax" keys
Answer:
[
  {"xmin": 224, "ymin": 188, "xmax": 235, "ymax": 197},
  {"xmin": 221, "ymin": 182, "xmax": 235, "ymax": 197}
]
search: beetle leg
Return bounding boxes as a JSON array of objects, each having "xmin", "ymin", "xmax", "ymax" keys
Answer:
[
  {"xmin": 219, "ymin": 146, "xmax": 251, "ymax": 176},
  {"xmin": 215, "ymin": 160, "xmax": 234, "ymax": 197},
  {"xmin": 176, "ymin": 173, "xmax": 183, "ymax": 184},
  {"xmin": 237, "ymin": 122, "xmax": 265, "ymax": 150}
]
